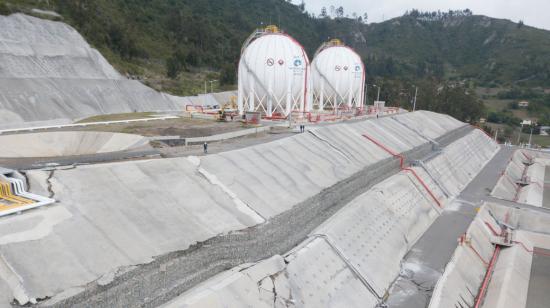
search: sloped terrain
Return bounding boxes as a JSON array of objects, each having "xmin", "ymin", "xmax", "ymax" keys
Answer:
[
  {"xmin": 0, "ymin": 14, "xmax": 179, "ymax": 129},
  {"xmin": 0, "ymin": 132, "xmax": 149, "ymax": 158},
  {"xmin": 0, "ymin": 111, "xmax": 479, "ymax": 307}
]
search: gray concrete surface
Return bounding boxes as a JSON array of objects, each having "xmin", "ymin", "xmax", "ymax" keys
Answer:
[
  {"xmin": 13, "ymin": 115, "xmax": 463, "ymax": 308},
  {"xmin": 544, "ymin": 166, "xmax": 550, "ymax": 208},
  {"xmin": 0, "ymin": 132, "xmax": 149, "ymax": 158},
  {"xmin": 0, "ymin": 14, "xmax": 183, "ymax": 128},
  {"xmin": 526, "ymin": 248, "xmax": 550, "ymax": 308},
  {"xmin": 148, "ymin": 123, "xmax": 485, "ymax": 308},
  {"xmin": 386, "ymin": 146, "xmax": 516, "ymax": 307}
]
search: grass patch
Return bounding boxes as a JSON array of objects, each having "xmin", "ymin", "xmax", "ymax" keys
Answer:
[{"xmin": 75, "ymin": 112, "xmax": 157, "ymax": 124}]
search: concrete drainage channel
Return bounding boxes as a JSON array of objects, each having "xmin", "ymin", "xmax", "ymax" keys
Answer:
[{"xmin": 42, "ymin": 127, "xmax": 472, "ymax": 308}]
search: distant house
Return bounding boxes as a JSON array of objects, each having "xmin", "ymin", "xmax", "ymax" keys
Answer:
[{"xmin": 518, "ymin": 101, "xmax": 529, "ymax": 108}]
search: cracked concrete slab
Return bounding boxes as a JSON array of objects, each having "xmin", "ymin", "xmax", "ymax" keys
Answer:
[{"xmin": 0, "ymin": 112, "xmax": 477, "ymax": 307}]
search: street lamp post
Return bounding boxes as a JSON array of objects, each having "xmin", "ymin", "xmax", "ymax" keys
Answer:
[
  {"xmin": 209, "ymin": 80, "xmax": 218, "ymax": 93},
  {"xmin": 528, "ymin": 125, "xmax": 534, "ymax": 148},
  {"xmin": 374, "ymin": 85, "xmax": 381, "ymax": 102},
  {"xmin": 412, "ymin": 86, "xmax": 418, "ymax": 112},
  {"xmin": 517, "ymin": 123, "xmax": 524, "ymax": 146}
]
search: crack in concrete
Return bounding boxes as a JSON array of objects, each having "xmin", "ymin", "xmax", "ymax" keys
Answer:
[
  {"xmin": 308, "ymin": 130, "xmax": 352, "ymax": 162},
  {"xmin": 45, "ymin": 170, "xmax": 55, "ymax": 199},
  {"xmin": 34, "ymin": 129, "xmax": 464, "ymax": 308}
]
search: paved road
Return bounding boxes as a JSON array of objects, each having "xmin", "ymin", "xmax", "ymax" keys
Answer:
[
  {"xmin": 386, "ymin": 146, "xmax": 516, "ymax": 308},
  {"xmin": 0, "ymin": 130, "xmax": 297, "ymax": 170},
  {"xmin": 526, "ymin": 248, "xmax": 550, "ymax": 308},
  {"xmin": 544, "ymin": 167, "xmax": 550, "ymax": 209}
]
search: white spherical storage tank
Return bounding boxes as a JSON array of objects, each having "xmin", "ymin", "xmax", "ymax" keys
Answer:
[
  {"xmin": 237, "ymin": 26, "xmax": 311, "ymax": 117},
  {"xmin": 311, "ymin": 39, "xmax": 365, "ymax": 111}
]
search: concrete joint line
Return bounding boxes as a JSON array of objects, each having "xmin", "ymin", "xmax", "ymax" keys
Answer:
[
  {"xmin": 307, "ymin": 131, "xmax": 352, "ymax": 162},
  {"xmin": 391, "ymin": 116, "xmax": 437, "ymax": 146},
  {"xmin": 417, "ymin": 160, "xmax": 451, "ymax": 198},
  {"xmin": 187, "ymin": 156, "xmax": 266, "ymax": 224},
  {"xmin": 309, "ymin": 234, "xmax": 383, "ymax": 301},
  {"xmin": 0, "ymin": 253, "xmax": 31, "ymax": 305},
  {"xmin": 405, "ymin": 171, "xmax": 443, "ymax": 213}
]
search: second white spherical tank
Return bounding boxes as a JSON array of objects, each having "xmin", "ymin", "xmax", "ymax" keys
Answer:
[
  {"xmin": 238, "ymin": 33, "xmax": 308, "ymax": 106},
  {"xmin": 312, "ymin": 46, "xmax": 364, "ymax": 102}
]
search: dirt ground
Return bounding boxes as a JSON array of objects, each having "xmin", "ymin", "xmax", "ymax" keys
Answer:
[{"xmin": 21, "ymin": 117, "xmax": 248, "ymax": 138}]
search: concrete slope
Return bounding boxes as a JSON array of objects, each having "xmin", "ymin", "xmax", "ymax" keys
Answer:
[
  {"xmin": 160, "ymin": 128, "xmax": 501, "ymax": 308},
  {"xmin": 161, "ymin": 167, "xmax": 444, "ymax": 308},
  {"xmin": 1, "ymin": 158, "xmax": 259, "ymax": 305},
  {"xmin": 0, "ymin": 112, "xmax": 468, "ymax": 306},
  {"xmin": 0, "ymin": 14, "xmax": 178, "ymax": 128},
  {"xmin": 198, "ymin": 112, "xmax": 464, "ymax": 219},
  {"xmin": 0, "ymin": 131, "xmax": 149, "ymax": 158},
  {"xmin": 310, "ymin": 171, "xmax": 443, "ymax": 297},
  {"xmin": 423, "ymin": 129, "xmax": 501, "ymax": 196},
  {"xmin": 162, "ymin": 239, "xmax": 380, "ymax": 308},
  {"xmin": 492, "ymin": 150, "xmax": 550, "ymax": 207},
  {"xmin": 429, "ymin": 202, "xmax": 550, "ymax": 308}
]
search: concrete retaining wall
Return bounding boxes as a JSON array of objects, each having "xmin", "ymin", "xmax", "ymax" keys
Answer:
[
  {"xmin": 429, "ymin": 205, "xmax": 504, "ymax": 308},
  {"xmin": 492, "ymin": 150, "xmax": 550, "ymax": 207},
  {"xmin": 429, "ymin": 202, "xmax": 544, "ymax": 308},
  {"xmin": 423, "ymin": 129, "xmax": 500, "ymax": 196},
  {"xmin": 0, "ymin": 112, "xmax": 473, "ymax": 307}
]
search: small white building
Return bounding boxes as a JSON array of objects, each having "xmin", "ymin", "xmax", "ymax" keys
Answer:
[{"xmin": 518, "ymin": 101, "xmax": 529, "ymax": 108}]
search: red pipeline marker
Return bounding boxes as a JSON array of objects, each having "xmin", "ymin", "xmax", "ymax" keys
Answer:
[{"xmin": 361, "ymin": 133, "xmax": 442, "ymax": 208}]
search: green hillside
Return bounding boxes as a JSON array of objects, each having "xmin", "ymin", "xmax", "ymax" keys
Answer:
[
  {"xmin": 2, "ymin": 0, "xmax": 550, "ymax": 131},
  {"xmin": 4, "ymin": 1, "xmax": 550, "ymax": 90}
]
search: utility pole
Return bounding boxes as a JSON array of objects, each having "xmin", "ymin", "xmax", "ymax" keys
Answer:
[
  {"xmin": 204, "ymin": 81, "xmax": 207, "ymax": 106},
  {"xmin": 209, "ymin": 80, "xmax": 218, "ymax": 93},
  {"xmin": 517, "ymin": 123, "xmax": 523, "ymax": 146},
  {"xmin": 413, "ymin": 86, "xmax": 418, "ymax": 112},
  {"xmin": 365, "ymin": 83, "xmax": 368, "ymax": 108},
  {"xmin": 376, "ymin": 86, "xmax": 381, "ymax": 102},
  {"xmin": 528, "ymin": 125, "xmax": 534, "ymax": 148}
]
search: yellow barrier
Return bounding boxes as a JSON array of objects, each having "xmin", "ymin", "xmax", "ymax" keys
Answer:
[{"xmin": 0, "ymin": 180, "xmax": 33, "ymax": 211}]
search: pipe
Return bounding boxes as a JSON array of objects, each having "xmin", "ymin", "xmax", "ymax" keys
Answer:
[
  {"xmin": 473, "ymin": 212, "xmax": 512, "ymax": 308},
  {"xmin": 474, "ymin": 245, "xmax": 501, "ymax": 308},
  {"xmin": 362, "ymin": 133, "xmax": 442, "ymax": 208}
]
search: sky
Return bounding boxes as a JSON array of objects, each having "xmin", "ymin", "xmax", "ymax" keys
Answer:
[{"xmin": 293, "ymin": 0, "xmax": 550, "ymax": 30}]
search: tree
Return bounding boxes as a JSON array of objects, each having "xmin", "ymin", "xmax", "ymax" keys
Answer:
[
  {"xmin": 518, "ymin": 20, "xmax": 524, "ymax": 28},
  {"xmin": 166, "ymin": 49, "xmax": 187, "ymax": 78},
  {"xmin": 363, "ymin": 13, "xmax": 368, "ymax": 23},
  {"xmin": 298, "ymin": 0, "xmax": 305, "ymax": 13},
  {"xmin": 220, "ymin": 64, "xmax": 236, "ymax": 85},
  {"xmin": 320, "ymin": 6, "xmax": 327, "ymax": 18},
  {"xmin": 336, "ymin": 6, "xmax": 344, "ymax": 18}
]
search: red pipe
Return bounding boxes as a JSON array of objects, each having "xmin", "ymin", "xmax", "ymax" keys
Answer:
[
  {"xmin": 362, "ymin": 133, "xmax": 442, "ymax": 208},
  {"xmin": 474, "ymin": 245, "xmax": 501, "ymax": 308},
  {"xmin": 473, "ymin": 212, "xmax": 511, "ymax": 308}
]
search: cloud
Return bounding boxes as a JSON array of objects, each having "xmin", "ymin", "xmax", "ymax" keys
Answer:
[{"xmin": 296, "ymin": 0, "xmax": 550, "ymax": 30}]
